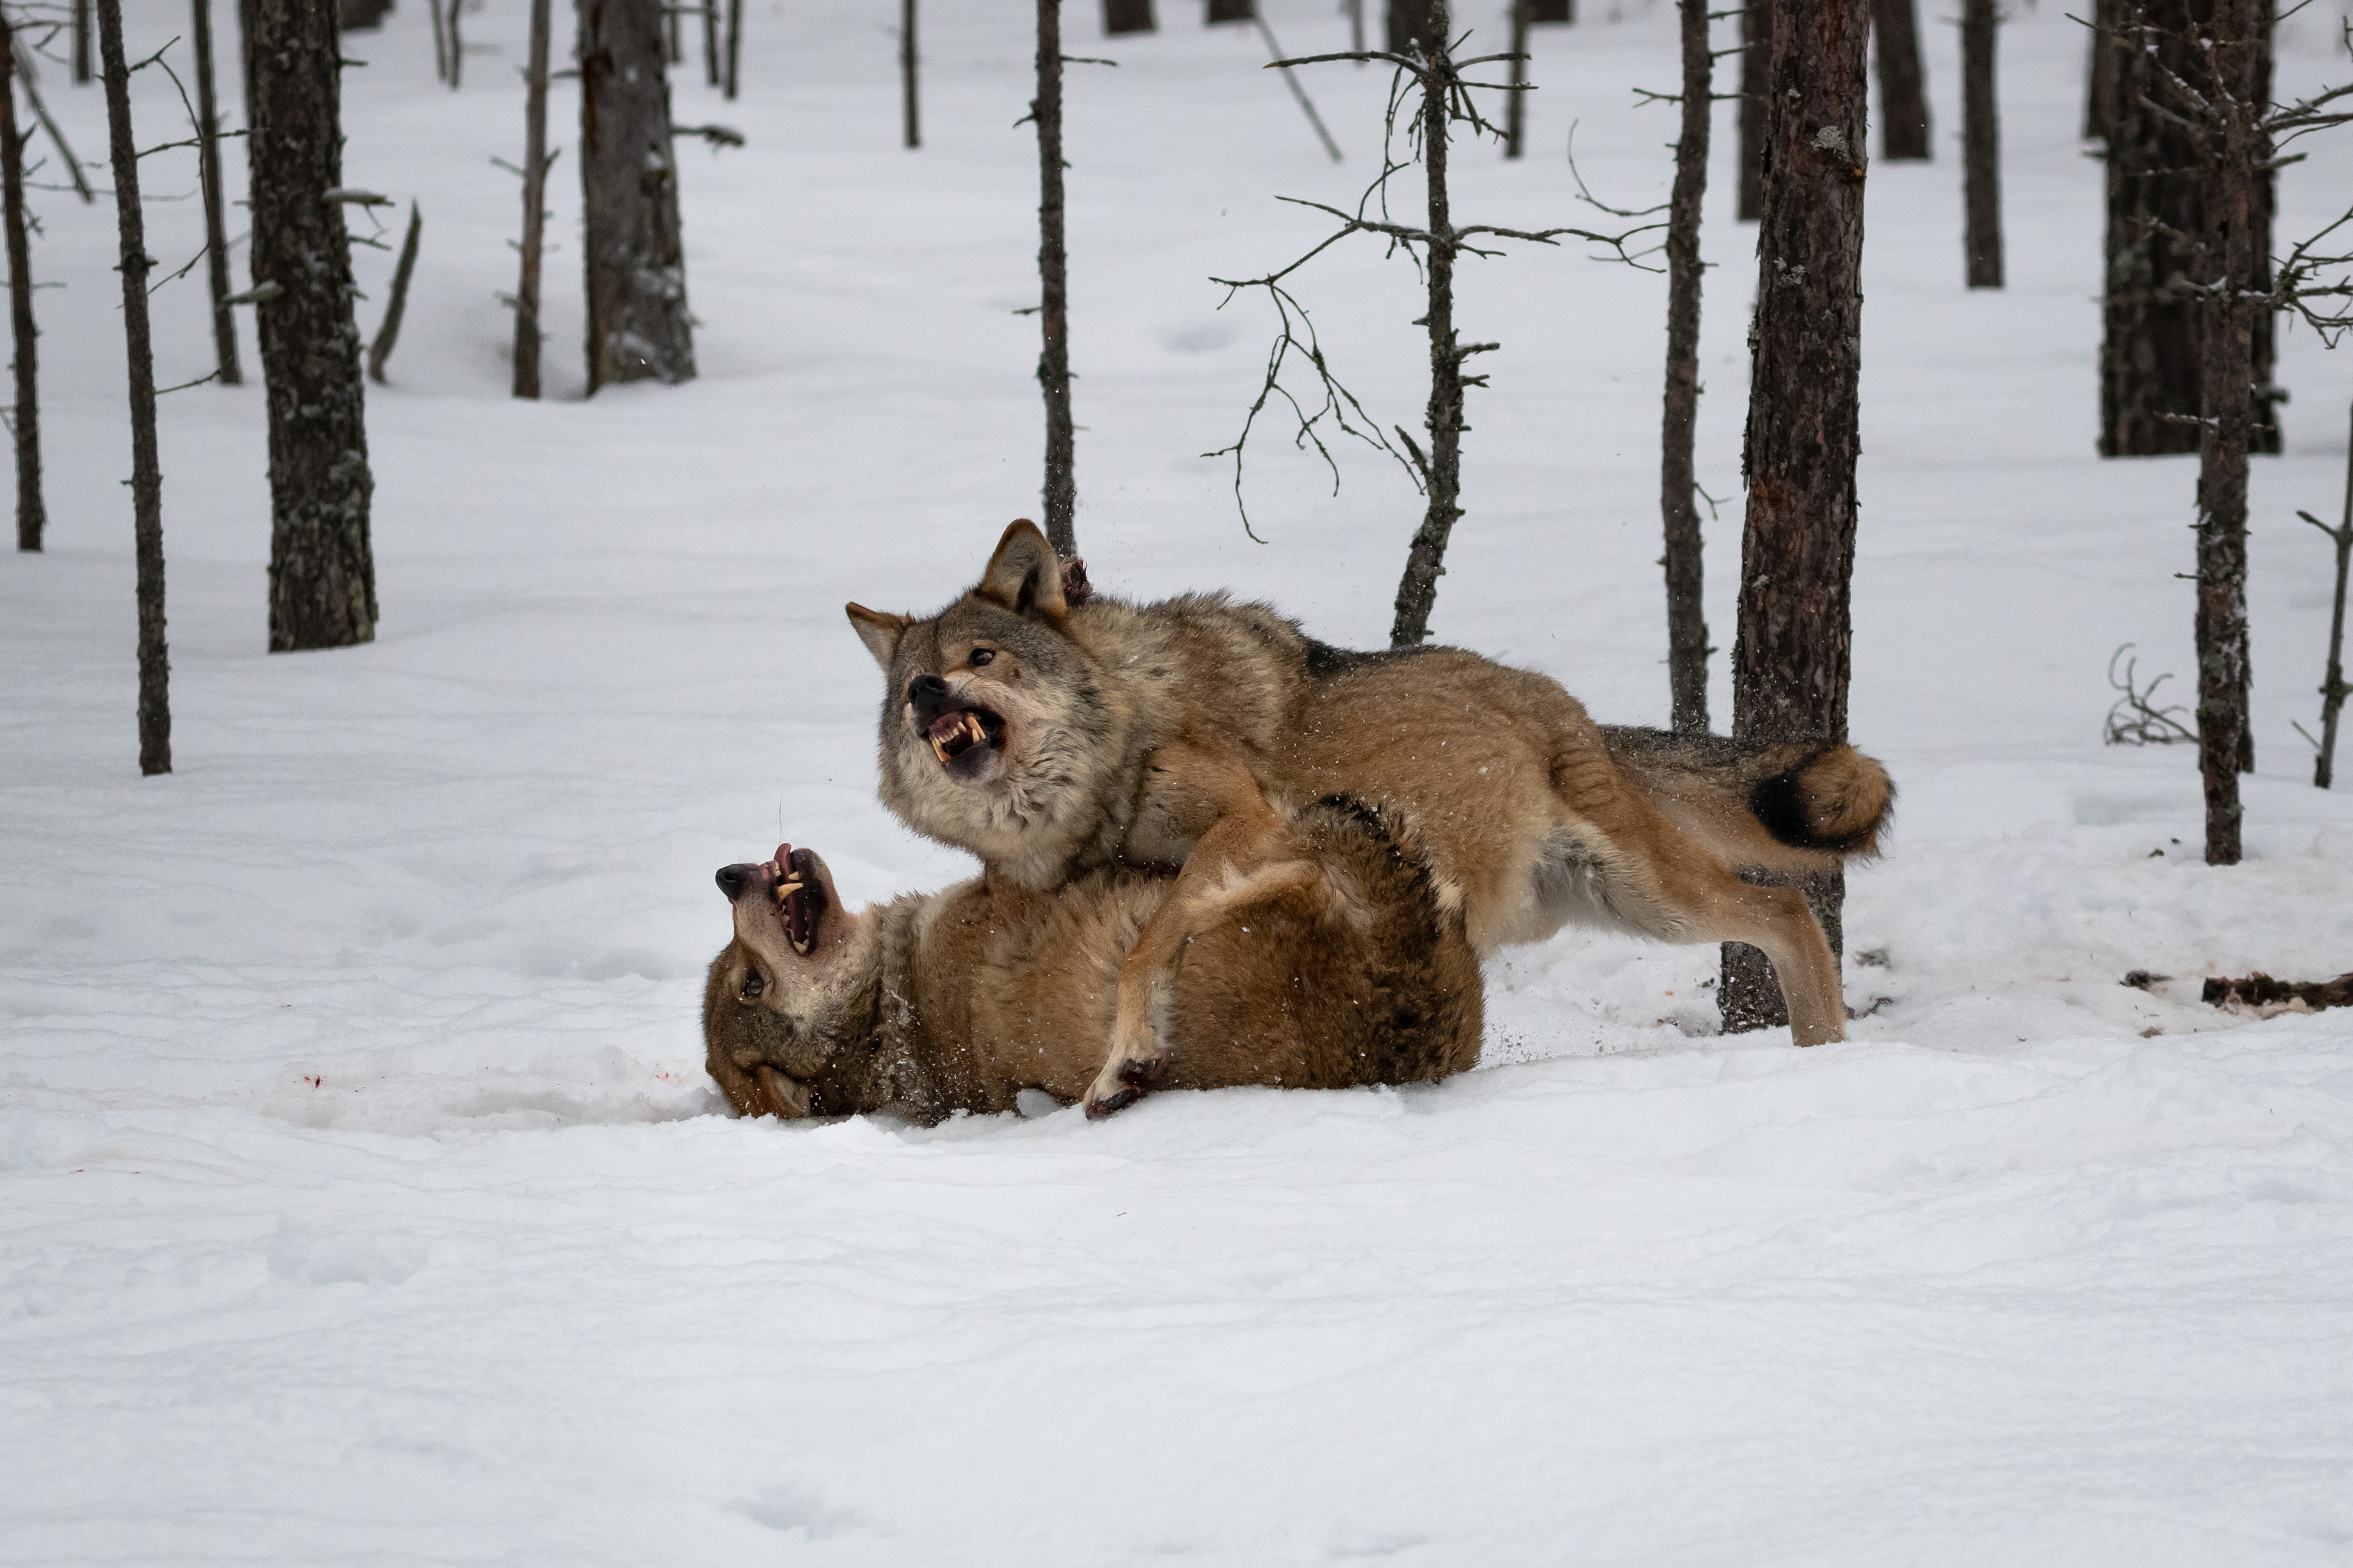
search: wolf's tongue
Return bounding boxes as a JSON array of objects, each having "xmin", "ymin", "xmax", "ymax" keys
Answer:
[{"xmin": 773, "ymin": 843, "xmax": 793, "ymax": 874}]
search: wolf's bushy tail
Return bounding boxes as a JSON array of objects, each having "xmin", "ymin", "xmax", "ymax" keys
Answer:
[{"xmin": 1600, "ymin": 727, "xmax": 1895, "ymax": 862}]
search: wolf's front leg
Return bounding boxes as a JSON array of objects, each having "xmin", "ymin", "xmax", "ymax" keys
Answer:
[{"xmin": 1082, "ymin": 743, "xmax": 1285, "ymax": 1119}]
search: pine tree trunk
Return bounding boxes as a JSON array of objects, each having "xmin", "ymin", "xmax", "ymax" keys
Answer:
[
  {"xmin": 1390, "ymin": 1, "xmax": 1465, "ymax": 649},
  {"xmin": 702, "ymin": 0, "xmax": 719, "ymax": 88},
  {"xmin": 1530, "ymin": 0, "xmax": 1571, "ymax": 19},
  {"xmin": 73, "ymin": 0, "xmax": 93, "ymax": 85},
  {"xmin": 1035, "ymin": 0, "xmax": 1078, "ymax": 559},
  {"xmin": 2101, "ymin": 0, "xmax": 2278, "ymax": 458},
  {"xmin": 96, "ymin": 0, "xmax": 170, "ymax": 774},
  {"xmin": 2085, "ymin": 0, "xmax": 2121, "ymax": 140},
  {"xmin": 2189, "ymin": 0, "xmax": 2270, "ymax": 864},
  {"xmin": 580, "ymin": 0, "xmax": 694, "ymax": 390},
  {"xmin": 513, "ymin": 0, "xmax": 552, "ymax": 398},
  {"xmin": 1505, "ymin": 0, "xmax": 1529, "ymax": 160},
  {"xmin": 1870, "ymin": 0, "xmax": 1929, "ymax": 161},
  {"xmin": 192, "ymin": 0, "xmax": 243, "ymax": 386},
  {"xmin": 248, "ymin": 0, "xmax": 376, "ymax": 653},
  {"xmin": 724, "ymin": 0, "xmax": 742, "ymax": 99},
  {"xmin": 1104, "ymin": 0, "xmax": 1156, "ymax": 36},
  {"xmin": 1962, "ymin": 0, "xmax": 2001, "ymax": 287},
  {"xmin": 2, "ymin": 14, "xmax": 43, "ymax": 553},
  {"xmin": 1207, "ymin": 0, "xmax": 1254, "ymax": 21},
  {"xmin": 901, "ymin": 0, "xmax": 919, "ymax": 149},
  {"xmin": 1721, "ymin": 0, "xmax": 1867, "ymax": 1032},
  {"xmin": 1739, "ymin": 0, "xmax": 1770, "ymax": 220},
  {"xmin": 1661, "ymin": 0, "xmax": 1710, "ymax": 733}
]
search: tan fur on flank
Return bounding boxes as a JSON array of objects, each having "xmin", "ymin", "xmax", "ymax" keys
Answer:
[
  {"xmin": 702, "ymin": 799, "xmax": 1483, "ymax": 1122},
  {"xmin": 848, "ymin": 521, "xmax": 1895, "ymax": 1114}
]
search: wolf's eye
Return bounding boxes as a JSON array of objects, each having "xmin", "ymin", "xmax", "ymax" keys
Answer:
[
  {"xmin": 969, "ymin": 649, "xmax": 995, "ymax": 667},
  {"xmin": 739, "ymin": 972, "xmax": 765, "ymax": 1001}
]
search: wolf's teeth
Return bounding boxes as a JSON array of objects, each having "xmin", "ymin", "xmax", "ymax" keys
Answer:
[
  {"xmin": 791, "ymin": 936, "xmax": 812, "ymax": 956},
  {"xmin": 930, "ymin": 737, "xmax": 951, "ymax": 763}
]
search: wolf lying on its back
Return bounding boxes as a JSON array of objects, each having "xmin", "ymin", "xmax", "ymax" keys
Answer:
[
  {"xmin": 846, "ymin": 521, "xmax": 1892, "ymax": 1116},
  {"xmin": 702, "ymin": 798, "xmax": 1482, "ymax": 1122}
]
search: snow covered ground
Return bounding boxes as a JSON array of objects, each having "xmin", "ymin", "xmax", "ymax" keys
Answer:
[{"xmin": 6, "ymin": 1, "xmax": 2353, "ymax": 1562}]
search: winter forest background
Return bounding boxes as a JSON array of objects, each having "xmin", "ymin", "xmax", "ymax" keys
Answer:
[{"xmin": 5, "ymin": 0, "xmax": 2353, "ymax": 1562}]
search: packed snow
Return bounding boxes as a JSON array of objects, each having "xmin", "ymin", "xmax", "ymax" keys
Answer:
[{"xmin": 6, "ymin": 1, "xmax": 2353, "ymax": 1562}]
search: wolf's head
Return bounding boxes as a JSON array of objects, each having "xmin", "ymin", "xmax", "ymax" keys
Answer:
[
  {"xmin": 703, "ymin": 844, "xmax": 874, "ymax": 1118},
  {"xmin": 844, "ymin": 520, "xmax": 1122, "ymax": 881}
]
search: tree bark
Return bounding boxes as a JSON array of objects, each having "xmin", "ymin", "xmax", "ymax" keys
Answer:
[
  {"xmin": 580, "ymin": 0, "xmax": 694, "ymax": 390},
  {"xmin": 901, "ymin": 0, "xmax": 919, "ymax": 149},
  {"xmin": 1390, "ymin": 0, "xmax": 1466, "ymax": 649},
  {"xmin": 1661, "ymin": 0, "xmax": 1711, "ymax": 732},
  {"xmin": 192, "ymin": 0, "xmax": 243, "ymax": 386},
  {"xmin": 1505, "ymin": 0, "xmax": 1528, "ymax": 160},
  {"xmin": 73, "ymin": 0, "xmax": 92, "ymax": 85},
  {"xmin": 1721, "ymin": 0, "xmax": 1868, "ymax": 1032},
  {"xmin": 1208, "ymin": 0, "xmax": 1254, "ymax": 20},
  {"xmin": 248, "ymin": 0, "xmax": 376, "ymax": 653},
  {"xmin": 1739, "ymin": 0, "xmax": 1769, "ymax": 220},
  {"xmin": 2100, "ymin": 0, "xmax": 2278, "ymax": 458},
  {"xmin": 1103, "ymin": 0, "xmax": 1155, "ymax": 34},
  {"xmin": 1035, "ymin": 0, "xmax": 1078, "ymax": 559},
  {"xmin": 96, "ymin": 0, "xmax": 170, "ymax": 774},
  {"xmin": 1870, "ymin": 0, "xmax": 1929, "ymax": 160},
  {"xmin": 702, "ymin": 0, "xmax": 719, "ymax": 87},
  {"xmin": 2085, "ymin": 0, "xmax": 2122, "ymax": 139},
  {"xmin": 2186, "ymin": 0, "xmax": 2270, "ymax": 863},
  {"xmin": 514, "ymin": 0, "xmax": 552, "ymax": 398},
  {"xmin": 1530, "ymin": 0, "xmax": 1571, "ymax": 19},
  {"xmin": 1962, "ymin": 0, "xmax": 2001, "ymax": 287},
  {"xmin": 2, "ymin": 11, "xmax": 44, "ymax": 553}
]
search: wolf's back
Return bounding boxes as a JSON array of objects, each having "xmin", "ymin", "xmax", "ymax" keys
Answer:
[{"xmin": 1601, "ymin": 727, "xmax": 1894, "ymax": 861}]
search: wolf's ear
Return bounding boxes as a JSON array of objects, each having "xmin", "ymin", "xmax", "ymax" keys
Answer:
[
  {"xmin": 975, "ymin": 519, "xmax": 1068, "ymax": 622},
  {"xmin": 844, "ymin": 604, "xmax": 909, "ymax": 670}
]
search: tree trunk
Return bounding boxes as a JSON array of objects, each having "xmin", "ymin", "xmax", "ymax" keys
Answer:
[
  {"xmin": 1505, "ymin": 0, "xmax": 1528, "ymax": 160},
  {"xmin": 1739, "ymin": 0, "xmax": 1769, "ymax": 220},
  {"xmin": 73, "ymin": 0, "xmax": 92, "ymax": 84},
  {"xmin": 1390, "ymin": 0, "xmax": 1465, "ymax": 649},
  {"xmin": 96, "ymin": 0, "xmax": 170, "ymax": 774},
  {"xmin": 901, "ymin": 0, "xmax": 919, "ymax": 149},
  {"xmin": 1870, "ymin": 0, "xmax": 1929, "ymax": 160},
  {"xmin": 2085, "ymin": 0, "xmax": 2121, "ymax": 140},
  {"xmin": 1388, "ymin": 0, "xmax": 1437, "ymax": 54},
  {"xmin": 580, "ymin": 0, "xmax": 694, "ymax": 391},
  {"xmin": 1962, "ymin": 0, "xmax": 2001, "ymax": 287},
  {"xmin": 513, "ymin": 0, "xmax": 552, "ymax": 398},
  {"xmin": 1721, "ymin": 0, "xmax": 1867, "ymax": 1032},
  {"xmin": 702, "ymin": 0, "xmax": 719, "ymax": 87},
  {"xmin": 446, "ymin": 0, "xmax": 463, "ymax": 89},
  {"xmin": 2188, "ymin": 0, "xmax": 2270, "ymax": 864},
  {"xmin": 1530, "ymin": 0, "xmax": 1571, "ymax": 19},
  {"xmin": 192, "ymin": 0, "xmax": 243, "ymax": 386},
  {"xmin": 1661, "ymin": 0, "xmax": 1711, "ymax": 733},
  {"xmin": 366, "ymin": 202, "xmax": 422, "ymax": 384},
  {"xmin": 248, "ymin": 0, "xmax": 376, "ymax": 653},
  {"xmin": 1035, "ymin": 0, "xmax": 1078, "ymax": 559},
  {"xmin": 1207, "ymin": 0, "xmax": 1253, "ymax": 21},
  {"xmin": 724, "ymin": 0, "xmax": 742, "ymax": 99},
  {"xmin": 1103, "ymin": 0, "xmax": 1155, "ymax": 34},
  {"xmin": 2, "ymin": 12, "xmax": 44, "ymax": 553},
  {"xmin": 2101, "ymin": 0, "xmax": 2278, "ymax": 458}
]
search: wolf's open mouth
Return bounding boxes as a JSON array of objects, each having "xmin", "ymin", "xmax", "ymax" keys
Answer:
[
  {"xmin": 926, "ymin": 706, "xmax": 1004, "ymax": 767},
  {"xmin": 768, "ymin": 843, "xmax": 825, "ymax": 956}
]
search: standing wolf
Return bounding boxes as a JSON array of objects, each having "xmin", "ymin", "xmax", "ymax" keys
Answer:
[{"xmin": 846, "ymin": 521, "xmax": 1892, "ymax": 1116}]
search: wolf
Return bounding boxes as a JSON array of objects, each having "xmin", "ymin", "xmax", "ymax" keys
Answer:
[
  {"xmin": 845, "ymin": 520, "xmax": 1892, "ymax": 1116},
  {"xmin": 702, "ymin": 798, "xmax": 1483, "ymax": 1122}
]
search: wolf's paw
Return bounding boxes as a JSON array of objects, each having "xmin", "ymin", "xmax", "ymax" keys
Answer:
[{"xmin": 1082, "ymin": 1044, "xmax": 1169, "ymax": 1120}]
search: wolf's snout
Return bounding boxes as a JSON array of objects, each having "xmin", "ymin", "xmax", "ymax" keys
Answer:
[
  {"xmin": 715, "ymin": 862, "xmax": 764, "ymax": 901},
  {"xmin": 906, "ymin": 673, "xmax": 951, "ymax": 721}
]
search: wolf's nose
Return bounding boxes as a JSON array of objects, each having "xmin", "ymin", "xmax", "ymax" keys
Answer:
[
  {"xmin": 715, "ymin": 863, "xmax": 760, "ymax": 900},
  {"xmin": 906, "ymin": 674, "xmax": 948, "ymax": 708}
]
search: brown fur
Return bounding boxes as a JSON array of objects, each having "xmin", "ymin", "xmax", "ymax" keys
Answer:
[
  {"xmin": 703, "ymin": 798, "xmax": 1484, "ymax": 1123},
  {"xmin": 848, "ymin": 521, "xmax": 1895, "ymax": 1112}
]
